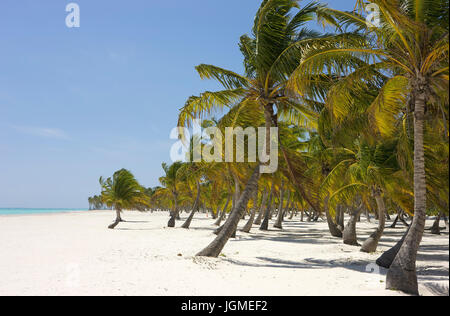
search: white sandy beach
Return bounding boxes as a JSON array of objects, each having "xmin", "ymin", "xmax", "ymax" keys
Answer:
[{"xmin": 0, "ymin": 211, "xmax": 448, "ymax": 296}]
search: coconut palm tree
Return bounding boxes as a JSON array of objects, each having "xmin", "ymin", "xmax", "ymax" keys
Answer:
[
  {"xmin": 159, "ymin": 162, "xmax": 185, "ymax": 227},
  {"xmin": 291, "ymin": 0, "xmax": 448, "ymax": 294},
  {"xmin": 178, "ymin": 0, "xmax": 333, "ymax": 257},
  {"xmin": 177, "ymin": 0, "xmax": 326, "ymax": 218},
  {"xmin": 99, "ymin": 169, "xmax": 150, "ymax": 229}
]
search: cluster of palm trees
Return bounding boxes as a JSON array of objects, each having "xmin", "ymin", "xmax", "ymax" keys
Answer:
[
  {"xmin": 95, "ymin": 0, "xmax": 448, "ymax": 296},
  {"xmin": 87, "ymin": 195, "xmax": 107, "ymax": 210}
]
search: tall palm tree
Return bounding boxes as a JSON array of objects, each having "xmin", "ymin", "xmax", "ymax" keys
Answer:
[
  {"xmin": 99, "ymin": 169, "xmax": 150, "ymax": 229},
  {"xmin": 178, "ymin": 0, "xmax": 330, "ymax": 257},
  {"xmin": 290, "ymin": 0, "xmax": 449, "ymax": 294}
]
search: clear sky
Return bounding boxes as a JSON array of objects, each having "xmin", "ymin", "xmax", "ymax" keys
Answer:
[{"xmin": 0, "ymin": 0, "xmax": 353, "ymax": 208}]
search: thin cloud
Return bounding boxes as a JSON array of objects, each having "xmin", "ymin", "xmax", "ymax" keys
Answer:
[{"xmin": 12, "ymin": 126, "xmax": 70, "ymax": 140}]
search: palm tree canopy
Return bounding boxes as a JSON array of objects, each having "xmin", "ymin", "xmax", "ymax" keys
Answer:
[{"xmin": 99, "ymin": 169, "xmax": 150, "ymax": 211}]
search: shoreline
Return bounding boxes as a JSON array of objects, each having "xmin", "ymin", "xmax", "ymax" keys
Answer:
[{"xmin": 0, "ymin": 209, "xmax": 107, "ymax": 218}]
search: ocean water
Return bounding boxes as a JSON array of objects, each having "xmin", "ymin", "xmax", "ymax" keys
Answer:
[{"xmin": 0, "ymin": 208, "xmax": 90, "ymax": 216}]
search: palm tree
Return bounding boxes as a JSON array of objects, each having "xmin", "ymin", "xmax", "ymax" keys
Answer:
[
  {"xmin": 159, "ymin": 162, "xmax": 185, "ymax": 227},
  {"xmin": 178, "ymin": 0, "xmax": 334, "ymax": 258},
  {"xmin": 197, "ymin": 165, "xmax": 261, "ymax": 257},
  {"xmin": 325, "ymin": 139, "xmax": 407, "ymax": 251},
  {"xmin": 241, "ymin": 185, "xmax": 262, "ymax": 233},
  {"xmin": 178, "ymin": 0, "xmax": 325, "ymax": 213},
  {"xmin": 99, "ymin": 169, "xmax": 150, "ymax": 229},
  {"xmin": 290, "ymin": 0, "xmax": 449, "ymax": 294}
]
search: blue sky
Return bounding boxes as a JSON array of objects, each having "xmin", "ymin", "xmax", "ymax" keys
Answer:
[{"xmin": 0, "ymin": 0, "xmax": 353, "ymax": 208}]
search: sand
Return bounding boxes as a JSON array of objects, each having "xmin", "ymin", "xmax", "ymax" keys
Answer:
[{"xmin": 0, "ymin": 210, "xmax": 448, "ymax": 296}]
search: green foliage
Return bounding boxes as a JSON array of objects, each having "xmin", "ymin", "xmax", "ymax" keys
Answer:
[{"xmin": 99, "ymin": 169, "xmax": 150, "ymax": 212}]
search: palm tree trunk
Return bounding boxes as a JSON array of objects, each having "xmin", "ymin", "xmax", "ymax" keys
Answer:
[
  {"xmin": 214, "ymin": 189, "xmax": 241, "ymax": 236},
  {"xmin": 241, "ymin": 206, "xmax": 257, "ymax": 233},
  {"xmin": 181, "ymin": 181, "xmax": 201, "ymax": 229},
  {"xmin": 212, "ymin": 204, "xmax": 220, "ymax": 219},
  {"xmin": 274, "ymin": 183, "xmax": 287, "ymax": 229},
  {"xmin": 253, "ymin": 208, "xmax": 263, "ymax": 225},
  {"xmin": 430, "ymin": 213, "xmax": 442, "ymax": 235},
  {"xmin": 361, "ymin": 188, "xmax": 386, "ymax": 253},
  {"xmin": 282, "ymin": 192, "xmax": 292, "ymax": 219},
  {"xmin": 108, "ymin": 208, "xmax": 122, "ymax": 229},
  {"xmin": 289, "ymin": 203, "xmax": 295, "ymax": 220},
  {"xmin": 241, "ymin": 190, "xmax": 267, "ymax": 233},
  {"xmin": 214, "ymin": 195, "xmax": 231, "ymax": 226},
  {"xmin": 377, "ymin": 227, "xmax": 410, "ymax": 268},
  {"xmin": 325, "ymin": 195, "xmax": 343, "ymax": 238},
  {"xmin": 253, "ymin": 190, "xmax": 268, "ymax": 225},
  {"xmin": 214, "ymin": 173, "xmax": 241, "ymax": 234},
  {"xmin": 197, "ymin": 166, "xmax": 260, "ymax": 257},
  {"xmin": 391, "ymin": 214, "xmax": 400, "ymax": 228},
  {"xmin": 386, "ymin": 85, "xmax": 427, "ymax": 295},
  {"xmin": 399, "ymin": 211, "xmax": 410, "ymax": 227},
  {"xmin": 260, "ymin": 182, "xmax": 275, "ymax": 231},
  {"xmin": 167, "ymin": 191, "xmax": 179, "ymax": 227},
  {"xmin": 335, "ymin": 206, "xmax": 345, "ymax": 232},
  {"xmin": 343, "ymin": 206, "xmax": 362, "ymax": 246}
]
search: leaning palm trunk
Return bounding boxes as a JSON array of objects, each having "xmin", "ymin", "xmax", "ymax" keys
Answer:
[
  {"xmin": 212, "ymin": 204, "xmax": 220, "ymax": 219},
  {"xmin": 214, "ymin": 194, "xmax": 239, "ymax": 238},
  {"xmin": 361, "ymin": 189, "xmax": 386, "ymax": 253},
  {"xmin": 281, "ymin": 191, "xmax": 292, "ymax": 223},
  {"xmin": 242, "ymin": 189, "xmax": 265, "ymax": 233},
  {"xmin": 181, "ymin": 181, "xmax": 201, "ymax": 229},
  {"xmin": 387, "ymin": 84, "xmax": 428, "ymax": 295},
  {"xmin": 216, "ymin": 172, "xmax": 240, "ymax": 230},
  {"xmin": 390, "ymin": 213, "xmax": 400, "ymax": 228},
  {"xmin": 167, "ymin": 192, "xmax": 179, "ymax": 228},
  {"xmin": 288, "ymin": 204, "xmax": 295, "ymax": 220},
  {"xmin": 254, "ymin": 192, "xmax": 268, "ymax": 225},
  {"xmin": 198, "ymin": 100, "xmax": 274, "ymax": 256},
  {"xmin": 214, "ymin": 195, "xmax": 231, "ymax": 226},
  {"xmin": 336, "ymin": 206, "xmax": 345, "ymax": 232},
  {"xmin": 343, "ymin": 206, "xmax": 362, "ymax": 246},
  {"xmin": 108, "ymin": 208, "xmax": 122, "ymax": 229},
  {"xmin": 241, "ymin": 207, "xmax": 257, "ymax": 233},
  {"xmin": 376, "ymin": 227, "xmax": 410, "ymax": 269},
  {"xmin": 430, "ymin": 213, "xmax": 442, "ymax": 235},
  {"xmin": 197, "ymin": 166, "xmax": 260, "ymax": 257},
  {"xmin": 324, "ymin": 196, "xmax": 343, "ymax": 238},
  {"xmin": 260, "ymin": 182, "xmax": 275, "ymax": 231},
  {"xmin": 274, "ymin": 185, "xmax": 287, "ymax": 229}
]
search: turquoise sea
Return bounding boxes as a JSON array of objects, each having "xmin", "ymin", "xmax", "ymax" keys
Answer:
[{"xmin": 0, "ymin": 208, "xmax": 90, "ymax": 216}]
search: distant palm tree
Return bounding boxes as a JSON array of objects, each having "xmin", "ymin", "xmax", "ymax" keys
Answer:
[
  {"xmin": 99, "ymin": 169, "xmax": 150, "ymax": 229},
  {"xmin": 159, "ymin": 162, "xmax": 185, "ymax": 227}
]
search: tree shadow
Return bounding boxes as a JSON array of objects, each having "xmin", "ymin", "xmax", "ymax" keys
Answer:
[
  {"xmin": 420, "ymin": 282, "xmax": 449, "ymax": 296},
  {"xmin": 223, "ymin": 256, "xmax": 384, "ymax": 275}
]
